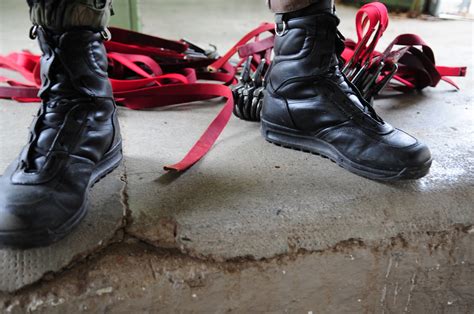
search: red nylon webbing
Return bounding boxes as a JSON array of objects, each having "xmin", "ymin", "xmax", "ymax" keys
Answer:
[
  {"xmin": 207, "ymin": 23, "xmax": 275, "ymax": 72},
  {"xmin": 0, "ymin": 25, "xmax": 275, "ymax": 172},
  {"xmin": 341, "ymin": 2, "xmax": 466, "ymax": 91},
  {"xmin": 0, "ymin": 5, "xmax": 467, "ymax": 172},
  {"xmin": 354, "ymin": 2, "xmax": 389, "ymax": 66}
]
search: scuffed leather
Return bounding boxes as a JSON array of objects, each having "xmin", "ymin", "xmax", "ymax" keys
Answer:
[
  {"xmin": 0, "ymin": 156, "xmax": 94, "ymax": 231},
  {"xmin": 263, "ymin": 13, "xmax": 431, "ymax": 172},
  {"xmin": 0, "ymin": 27, "xmax": 121, "ymax": 236},
  {"xmin": 262, "ymin": 91, "xmax": 296, "ymax": 128},
  {"xmin": 28, "ymin": 0, "xmax": 113, "ymax": 32}
]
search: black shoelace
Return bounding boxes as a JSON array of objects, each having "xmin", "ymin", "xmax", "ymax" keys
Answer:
[{"xmin": 21, "ymin": 98, "xmax": 89, "ymax": 170}]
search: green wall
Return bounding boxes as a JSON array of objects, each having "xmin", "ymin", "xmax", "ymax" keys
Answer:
[
  {"xmin": 109, "ymin": 0, "xmax": 139, "ymax": 31},
  {"xmin": 341, "ymin": 0, "xmax": 426, "ymax": 14}
]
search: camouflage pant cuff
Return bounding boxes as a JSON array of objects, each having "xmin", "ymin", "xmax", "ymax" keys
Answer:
[
  {"xmin": 28, "ymin": 0, "xmax": 113, "ymax": 32},
  {"xmin": 267, "ymin": 0, "xmax": 322, "ymax": 13}
]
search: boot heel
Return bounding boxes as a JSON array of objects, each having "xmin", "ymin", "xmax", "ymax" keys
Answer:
[{"xmin": 90, "ymin": 142, "xmax": 123, "ymax": 187}]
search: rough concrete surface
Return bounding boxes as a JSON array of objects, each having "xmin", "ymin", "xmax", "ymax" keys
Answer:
[
  {"xmin": 124, "ymin": 2, "xmax": 474, "ymax": 260},
  {"xmin": 1, "ymin": 230, "xmax": 473, "ymax": 313},
  {"xmin": 0, "ymin": 0, "xmax": 473, "ymax": 312}
]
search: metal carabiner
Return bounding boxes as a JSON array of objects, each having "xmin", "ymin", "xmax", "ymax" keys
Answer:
[
  {"xmin": 367, "ymin": 62, "xmax": 398, "ymax": 100},
  {"xmin": 252, "ymin": 58, "xmax": 266, "ymax": 87}
]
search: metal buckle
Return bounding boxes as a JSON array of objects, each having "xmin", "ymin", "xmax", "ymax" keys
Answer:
[{"xmin": 182, "ymin": 39, "xmax": 219, "ymax": 60}]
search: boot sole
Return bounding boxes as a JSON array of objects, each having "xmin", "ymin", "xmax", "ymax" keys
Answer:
[
  {"xmin": 261, "ymin": 119, "xmax": 432, "ymax": 181},
  {"xmin": 0, "ymin": 142, "xmax": 123, "ymax": 249}
]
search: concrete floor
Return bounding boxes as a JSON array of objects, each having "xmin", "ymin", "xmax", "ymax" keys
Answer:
[{"xmin": 0, "ymin": 0, "xmax": 473, "ymax": 312}]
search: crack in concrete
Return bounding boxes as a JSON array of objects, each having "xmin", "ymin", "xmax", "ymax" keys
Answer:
[
  {"xmin": 2, "ymin": 157, "xmax": 473, "ymax": 295},
  {"xmin": 404, "ymin": 272, "xmax": 417, "ymax": 313},
  {"xmin": 119, "ymin": 160, "xmax": 133, "ymax": 230},
  {"xmin": 2, "ymin": 221, "xmax": 472, "ymax": 296}
]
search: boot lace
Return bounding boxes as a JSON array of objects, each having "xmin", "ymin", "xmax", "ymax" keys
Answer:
[{"xmin": 21, "ymin": 98, "xmax": 89, "ymax": 171}]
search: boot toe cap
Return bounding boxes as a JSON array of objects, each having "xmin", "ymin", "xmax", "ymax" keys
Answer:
[
  {"xmin": 403, "ymin": 140, "xmax": 432, "ymax": 169},
  {"xmin": 0, "ymin": 191, "xmax": 54, "ymax": 232},
  {"xmin": 383, "ymin": 128, "xmax": 432, "ymax": 170},
  {"xmin": 320, "ymin": 124, "xmax": 433, "ymax": 179},
  {"xmin": 0, "ymin": 209, "xmax": 30, "ymax": 232},
  {"xmin": 0, "ymin": 178, "xmax": 82, "ymax": 241}
]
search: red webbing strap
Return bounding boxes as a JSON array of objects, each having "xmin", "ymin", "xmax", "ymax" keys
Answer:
[
  {"xmin": 0, "ymin": 53, "xmax": 41, "ymax": 101},
  {"xmin": 109, "ymin": 27, "xmax": 188, "ymax": 53},
  {"xmin": 352, "ymin": 2, "xmax": 389, "ymax": 66},
  {"xmin": 208, "ymin": 23, "xmax": 275, "ymax": 72},
  {"xmin": 110, "ymin": 53, "xmax": 164, "ymax": 76},
  {"xmin": 110, "ymin": 82, "xmax": 234, "ymax": 171},
  {"xmin": 0, "ymin": 24, "xmax": 274, "ymax": 172},
  {"xmin": 436, "ymin": 66, "xmax": 467, "ymax": 77},
  {"xmin": 237, "ymin": 36, "xmax": 275, "ymax": 59},
  {"xmin": 160, "ymin": 85, "xmax": 234, "ymax": 171},
  {"xmin": 164, "ymin": 25, "xmax": 273, "ymax": 171},
  {"xmin": 0, "ymin": 16, "xmax": 466, "ymax": 171},
  {"xmin": 0, "ymin": 53, "xmax": 40, "ymax": 86},
  {"xmin": 383, "ymin": 34, "xmax": 467, "ymax": 90},
  {"xmin": 0, "ymin": 85, "xmax": 38, "ymax": 99},
  {"xmin": 0, "ymin": 76, "xmax": 36, "ymax": 87},
  {"xmin": 105, "ymin": 40, "xmax": 187, "ymax": 60},
  {"xmin": 437, "ymin": 65, "xmax": 467, "ymax": 89},
  {"xmin": 341, "ymin": 4, "xmax": 467, "ymax": 92}
]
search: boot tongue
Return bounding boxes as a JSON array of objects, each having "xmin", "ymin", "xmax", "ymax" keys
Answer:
[
  {"xmin": 340, "ymin": 76, "xmax": 383, "ymax": 120},
  {"xmin": 327, "ymin": 61, "xmax": 384, "ymax": 122}
]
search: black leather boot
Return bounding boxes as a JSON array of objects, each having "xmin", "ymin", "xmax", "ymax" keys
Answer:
[
  {"xmin": 0, "ymin": 27, "xmax": 122, "ymax": 248},
  {"xmin": 261, "ymin": 12, "xmax": 432, "ymax": 181}
]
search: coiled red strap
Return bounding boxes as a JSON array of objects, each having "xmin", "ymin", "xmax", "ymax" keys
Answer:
[
  {"xmin": 341, "ymin": 2, "xmax": 466, "ymax": 91},
  {"xmin": 0, "ymin": 24, "xmax": 275, "ymax": 172},
  {"xmin": 0, "ymin": 5, "xmax": 467, "ymax": 171}
]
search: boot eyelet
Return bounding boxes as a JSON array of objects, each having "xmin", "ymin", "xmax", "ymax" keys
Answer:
[
  {"xmin": 29, "ymin": 25, "xmax": 39, "ymax": 40},
  {"xmin": 275, "ymin": 22, "xmax": 288, "ymax": 37},
  {"xmin": 100, "ymin": 28, "xmax": 112, "ymax": 41}
]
